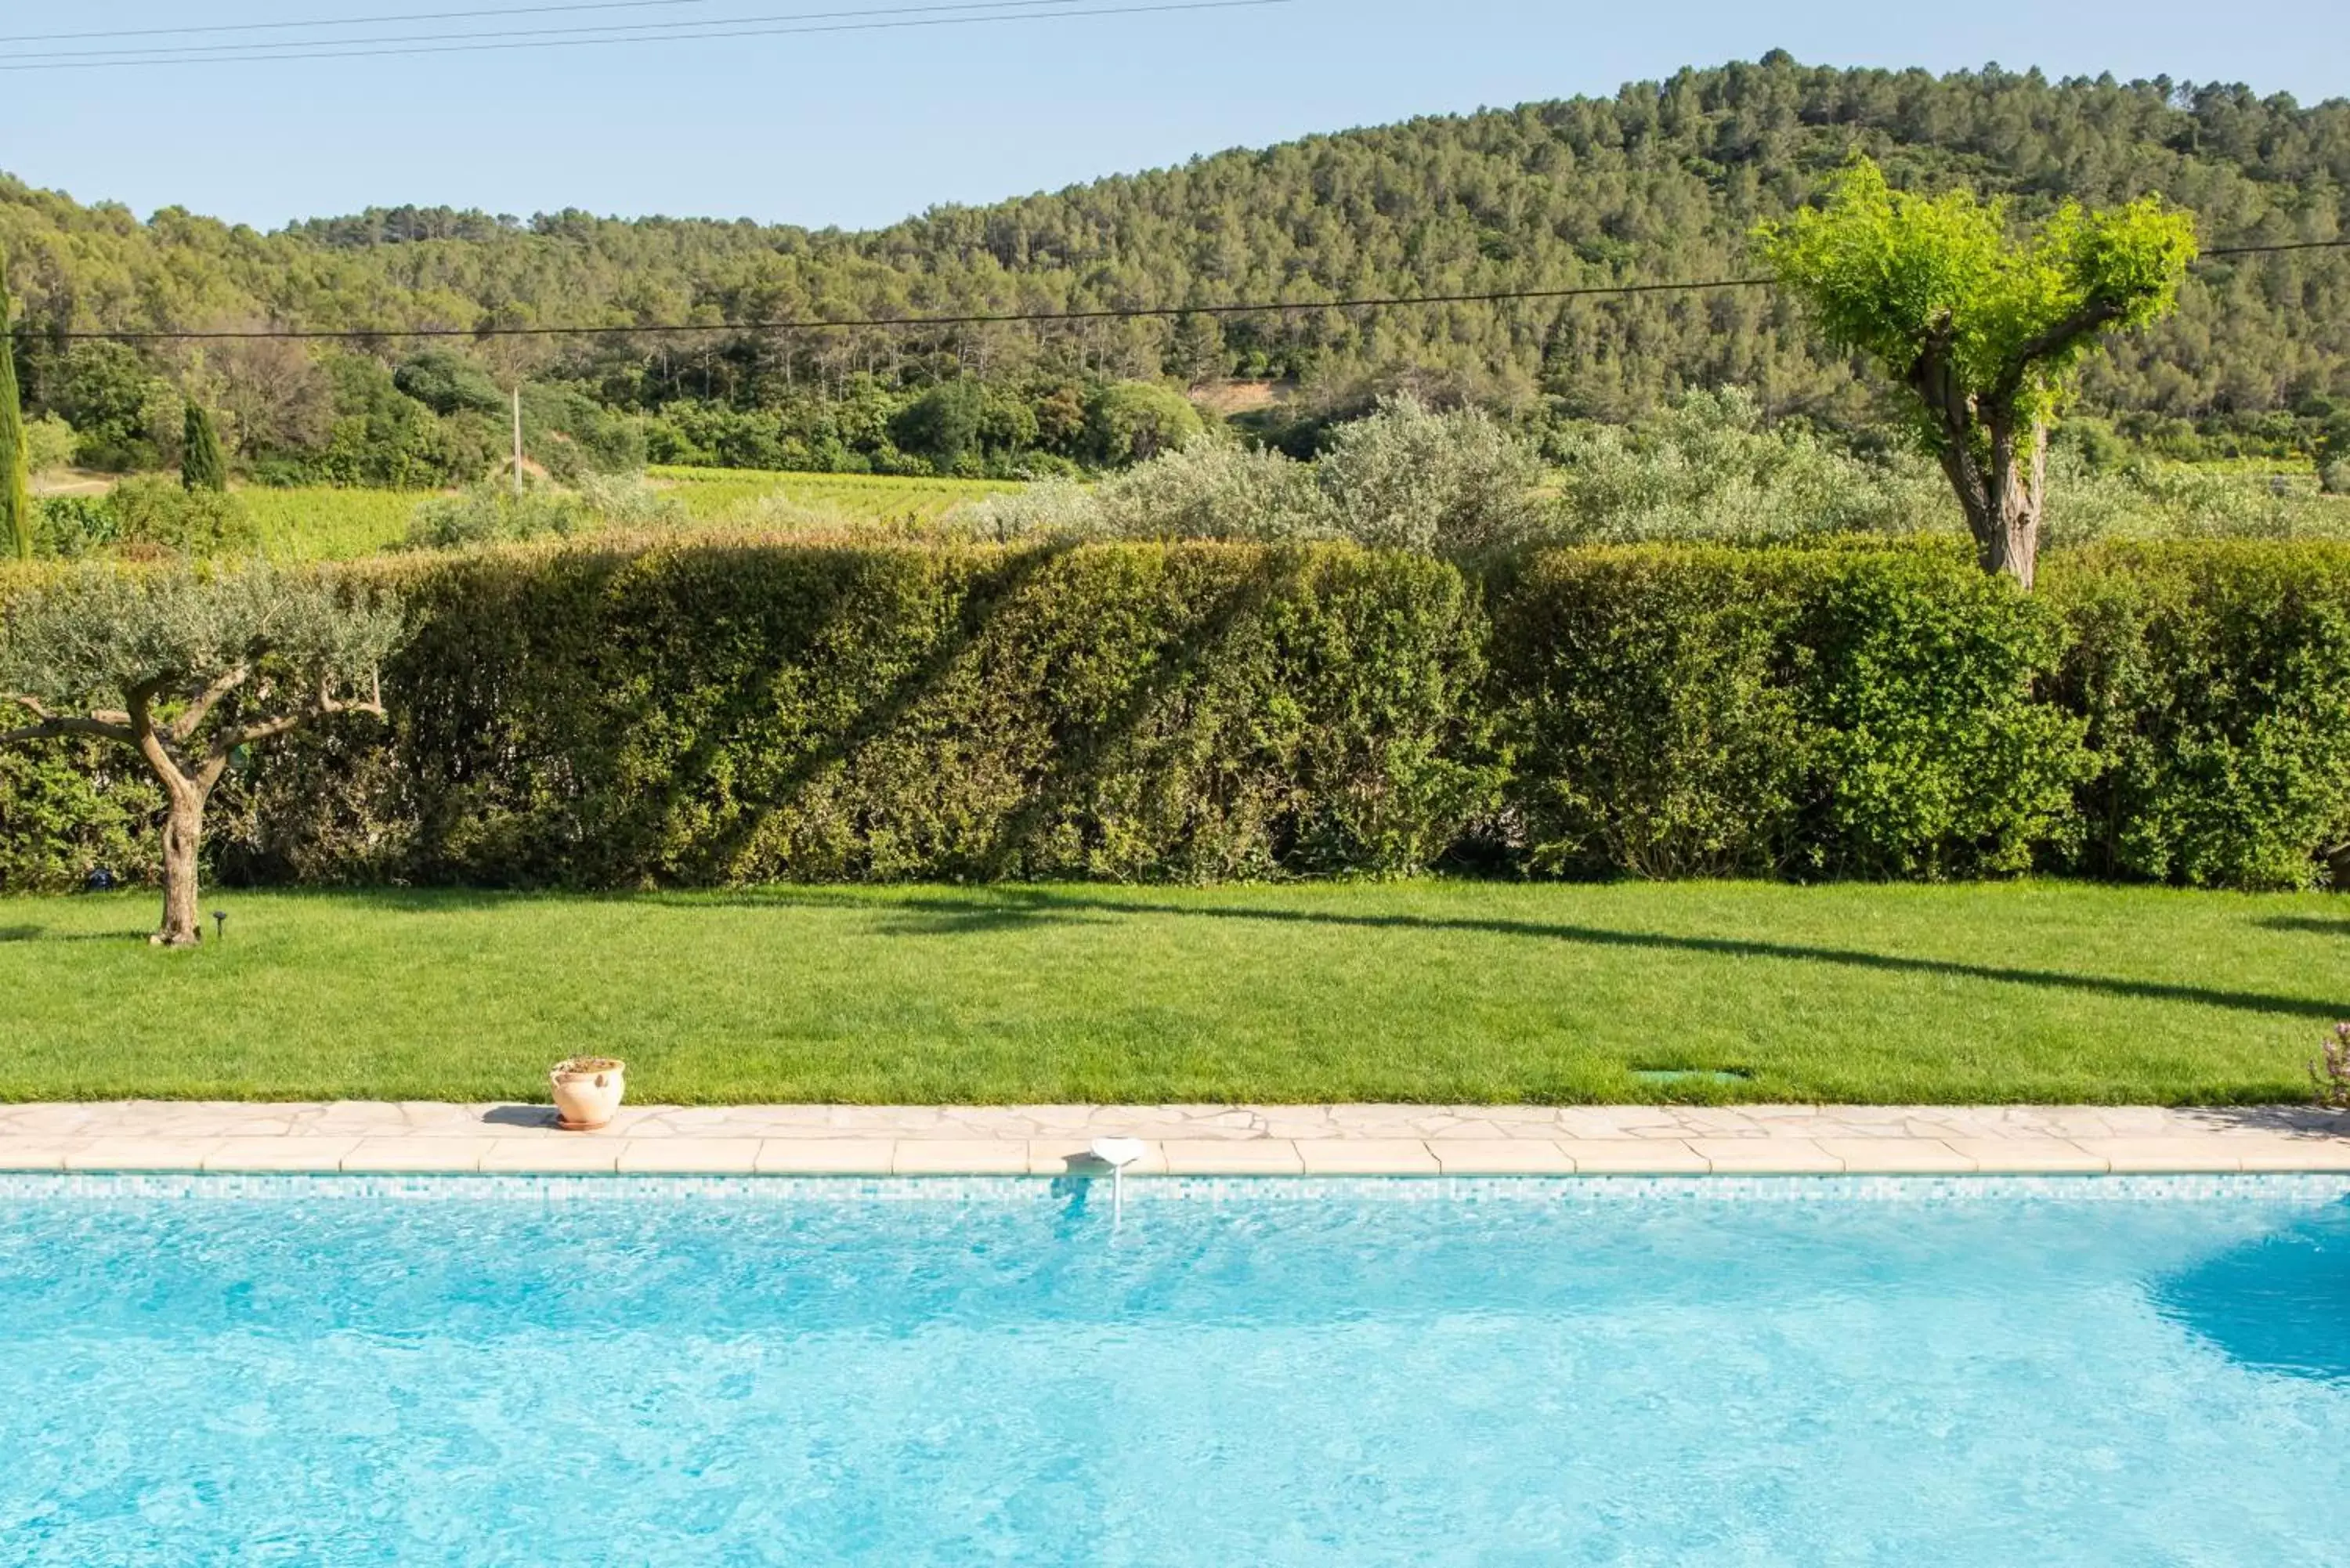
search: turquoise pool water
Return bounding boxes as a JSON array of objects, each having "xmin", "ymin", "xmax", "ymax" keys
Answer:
[{"xmin": 2, "ymin": 1174, "xmax": 2348, "ymax": 1565}]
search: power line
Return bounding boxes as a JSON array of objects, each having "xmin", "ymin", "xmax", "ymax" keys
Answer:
[
  {"xmin": 2204, "ymin": 239, "xmax": 2350, "ymax": 256},
  {"xmin": 9, "ymin": 0, "xmax": 1105, "ymax": 63},
  {"xmin": 0, "ymin": 0, "xmax": 1282, "ymax": 69},
  {"xmin": 24, "ymin": 238, "xmax": 2347, "ymax": 344},
  {"xmin": 0, "ymin": 0, "xmax": 736, "ymax": 46}
]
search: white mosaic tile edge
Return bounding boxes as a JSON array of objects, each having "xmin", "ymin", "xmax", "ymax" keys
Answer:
[{"xmin": 5, "ymin": 1172, "xmax": 2349, "ymax": 1204}]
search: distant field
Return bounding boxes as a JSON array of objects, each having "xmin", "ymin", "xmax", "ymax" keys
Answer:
[
  {"xmin": 647, "ymin": 466, "xmax": 1020, "ymax": 526},
  {"xmin": 238, "ymin": 487, "xmax": 425, "ymax": 562},
  {"xmin": 172, "ymin": 469, "xmax": 1025, "ymax": 561}
]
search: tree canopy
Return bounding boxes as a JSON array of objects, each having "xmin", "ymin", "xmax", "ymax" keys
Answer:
[
  {"xmin": 1758, "ymin": 157, "xmax": 2198, "ymax": 584},
  {"xmin": 1758, "ymin": 160, "xmax": 2197, "ymax": 430}
]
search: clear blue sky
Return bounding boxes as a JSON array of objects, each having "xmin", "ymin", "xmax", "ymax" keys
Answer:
[{"xmin": 2, "ymin": 0, "xmax": 2345, "ymax": 233}]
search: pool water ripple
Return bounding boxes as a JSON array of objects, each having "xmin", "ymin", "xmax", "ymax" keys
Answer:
[{"xmin": 1, "ymin": 1176, "xmax": 2345, "ymax": 1564}]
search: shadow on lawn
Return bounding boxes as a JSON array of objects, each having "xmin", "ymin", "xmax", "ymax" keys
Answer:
[
  {"xmin": 0, "ymin": 925, "xmax": 150, "ymax": 945},
  {"xmin": 693, "ymin": 886, "xmax": 2348, "ymax": 1022},
  {"xmin": 2255, "ymin": 915, "xmax": 2350, "ymax": 938}
]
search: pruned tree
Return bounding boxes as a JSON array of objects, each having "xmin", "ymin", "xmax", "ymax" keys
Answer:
[
  {"xmin": 0, "ymin": 566, "xmax": 404, "ymax": 945},
  {"xmin": 1757, "ymin": 157, "xmax": 2198, "ymax": 589}
]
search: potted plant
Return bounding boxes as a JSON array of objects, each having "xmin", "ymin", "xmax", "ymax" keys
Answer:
[{"xmin": 550, "ymin": 1057, "xmax": 627, "ymax": 1131}]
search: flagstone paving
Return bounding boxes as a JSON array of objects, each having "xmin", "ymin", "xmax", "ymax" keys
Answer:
[{"xmin": 1, "ymin": 1101, "xmax": 2346, "ymax": 1175}]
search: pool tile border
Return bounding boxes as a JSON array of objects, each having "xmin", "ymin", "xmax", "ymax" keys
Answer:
[{"xmin": 2, "ymin": 1102, "xmax": 2348, "ymax": 1177}]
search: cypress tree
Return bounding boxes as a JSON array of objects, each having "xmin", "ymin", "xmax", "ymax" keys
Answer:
[
  {"xmin": 182, "ymin": 402, "xmax": 228, "ymax": 493},
  {"xmin": 0, "ymin": 251, "xmax": 30, "ymax": 561}
]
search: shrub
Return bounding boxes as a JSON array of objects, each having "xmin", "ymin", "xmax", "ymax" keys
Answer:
[
  {"xmin": 0, "ymin": 734, "xmax": 162, "ymax": 892},
  {"xmin": 1009, "ymin": 452, "xmax": 1083, "ymax": 481},
  {"xmin": 2041, "ymin": 457, "xmax": 2350, "ymax": 547},
  {"xmin": 1490, "ymin": 544, "xmax": 2087, "ymax": 879},
  {"xmin": 407, "ymin": 483, "xmax": 592, "ymax": 550},
  {"xmin": 24, "ymin": 414, "xmax": 78, "ymax": 476},
  {"xmin": 2049, "ymin": 542, "xmax": 2350, "ymax": 889},
  {"xmin": 706, "ymin": 493, "xmax": 871, "ymax": 540},
  {"xmin": 959, "ymin": 443, "xmax": 1332, "ymax": 544},
  {"xmin": 1547, "ymin": 388, "xmax": 1955, "ymax": 544},
  {"xmin": 1485, "ymin": 547, "xmax": 1809, "ymax": 877},
  {"xmin": 1538, "ymin": 390, "xmax": 2350, "ymax": 550},
  {"xmin": 573, "ymin": 473, "xmax": 689, "ymax": 532},
  {"xmin": 32, "ymin": 496, "xmax": 118, "ymax": 558},
  {"xmin": 103, "ymin": 475, "xmax": 259, "ymax": 556},
  {"xmin": 1794, "ymin": 549, "xmax": 2087, "ymax": 877},
  {"xmin": 953, "ymin": 478, "xmax": 1105, "ymax": 543},
  {"xmin": 1085, "ymin": 382, "xmax": 1206, "ymax": 466},
  {"xmin": 1314, "ymin": 395, "xmax": 1543, "ymax": 554},
  {"xmin": 407, "ymin": 475, "xmax": 685, "ymax": 550},
  {"xmin": 1097, "ymin": 443, "xmax": 1331, "ymax": 542}
]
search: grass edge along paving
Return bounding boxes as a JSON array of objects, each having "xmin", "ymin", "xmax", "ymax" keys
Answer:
[{"xmin": 0, "ymin": 878, "xmax": 2340, "ymax": 1107}]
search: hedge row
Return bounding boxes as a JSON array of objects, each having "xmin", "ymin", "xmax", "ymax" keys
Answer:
[{"xmin": 4, "ymin": 538, "xmax": 2348, "ymax": 892}]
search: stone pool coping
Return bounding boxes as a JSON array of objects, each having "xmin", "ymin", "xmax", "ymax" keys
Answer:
[{"xmin": 2, "ymin": 1101, "xmax": 2348, "ymax": 1176}]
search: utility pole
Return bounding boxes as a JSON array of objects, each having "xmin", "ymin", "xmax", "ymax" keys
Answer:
[{"xmin": 511, "ymin": 385, "xmax": 524, "ymax": 497}]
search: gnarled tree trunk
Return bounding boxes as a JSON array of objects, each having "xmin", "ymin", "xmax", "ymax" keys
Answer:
[
  {"xmin": 1974, "ymin": 417, "xmax": 2047, "ymax": 591},
  {"xmin": 1931, "ymin": 430, "xmax": 2047, "ymax": 591},
  {"xmin": 156, "ymin": 787, "xmax": 208, "ymax": 947},
  {"xmin": 1913, "ymin": 333, "xmax": 2048, "ymax": 591}
]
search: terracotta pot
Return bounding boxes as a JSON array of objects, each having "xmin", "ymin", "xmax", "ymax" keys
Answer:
[{"xmin": 550, "ymin": 1057, "xmax": 626, "ymax": 1131}]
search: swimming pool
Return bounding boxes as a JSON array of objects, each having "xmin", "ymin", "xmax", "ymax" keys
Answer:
[{"xmin": 3, "ymin": 1173, "xmax": 2346, "ymax": 1564}]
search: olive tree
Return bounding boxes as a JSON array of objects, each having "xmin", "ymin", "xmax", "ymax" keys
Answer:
[
  {"xmin": 1757, "ymin": 158, "xmax": 2197, "ymax": 589},
  {"xmin": 1311, "ymin": 395, "xmax": 1546, "ymax": 554},
  {"xmin": 0, "ymin": 565, "xmax": 404, "ymax": 945}
]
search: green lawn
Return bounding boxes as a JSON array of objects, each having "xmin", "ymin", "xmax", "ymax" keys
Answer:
[{"xmin": 0, "ymin": 880, "xmax": 2341, "ymax": 1105}]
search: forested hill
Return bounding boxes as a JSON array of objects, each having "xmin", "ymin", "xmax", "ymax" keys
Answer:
[{"xmin": 3, "ymin": 55, "xmax": 2347, "ymax": 447}]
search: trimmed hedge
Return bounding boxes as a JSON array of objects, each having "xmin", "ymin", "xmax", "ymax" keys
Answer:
[
  {"xmin": 5, "ymin": 537, "xmax": 2349, "ymax": 892},
  {"xmin": 1487, "ymin": 545, "xmax": 2086, "ymax": 880},
  {"xmin": 2051, "ymin": 543, "xmax": 2350, "ymax": 890},
  {"xmin": 0, "ymin": 737, "xmax": 161, "ymax": 894},
  {"xmin": 218, "ymin": 542, "xmax": 1495, "ymax": 889}
]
